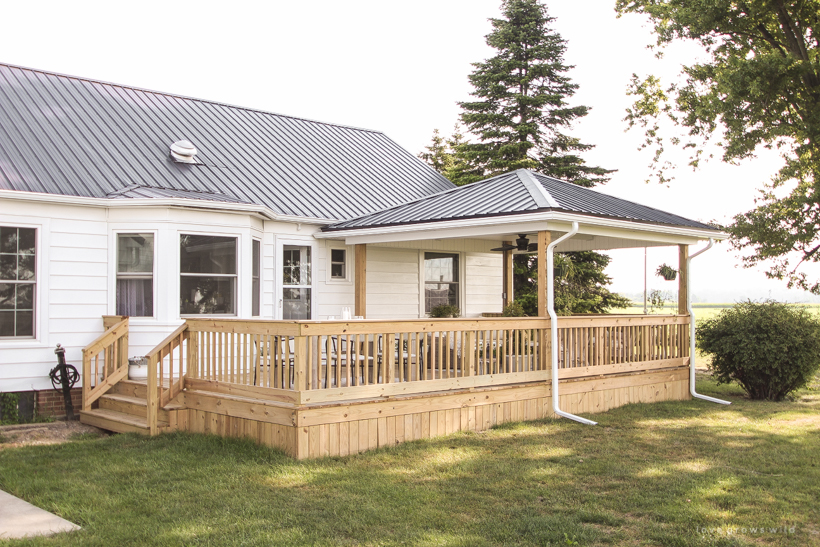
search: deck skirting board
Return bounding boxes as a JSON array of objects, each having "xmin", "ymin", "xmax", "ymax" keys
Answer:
[{"xmin": 168, "ymin": 367, "xmax": 689, "ymax": 459}]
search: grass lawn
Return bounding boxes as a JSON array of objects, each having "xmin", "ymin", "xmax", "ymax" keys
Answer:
[{"xmin": 1, "ymin": 376, "xmax": 818, "ymax": 547}]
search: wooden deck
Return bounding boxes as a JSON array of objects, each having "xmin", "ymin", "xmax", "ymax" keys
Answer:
[{"xmin": 80, "ymin": 315, "xmax": 692, "ymax": 458}]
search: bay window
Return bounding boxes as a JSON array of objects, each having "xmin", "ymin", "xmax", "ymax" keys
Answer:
[{"xmin": 180, "ymin": 235, "xmax": 237, "ymax": 315}]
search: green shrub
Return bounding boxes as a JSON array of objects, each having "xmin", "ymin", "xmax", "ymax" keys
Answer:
[
  {"xmin": 502, "ymin": 301, "xmax": 527, "ymax": 317},
  {"xmin": 0, "ymin": 392, "xmax": 19, "ymax": 425},
  {"xmin": 429, "ymin": 304, "xmax": 460, "ymax": 318},
  {"xmin": 696, "ymin": 300, "xmax": 820, "ymax": 400}
]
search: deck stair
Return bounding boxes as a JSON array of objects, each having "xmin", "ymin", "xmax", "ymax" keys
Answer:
[{"xmin": 79, "ymin": 380, "xmax": 182, "ymax": 435}]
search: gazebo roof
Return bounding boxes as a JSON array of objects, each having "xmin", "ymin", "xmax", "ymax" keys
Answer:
[{"xmin": 324, "ymin": 169, "xmax": 717, "ymax": 232}]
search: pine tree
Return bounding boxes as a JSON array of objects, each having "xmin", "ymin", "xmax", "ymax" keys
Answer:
[
  {"xmin": 456, "ymin": 0, "xmax": 613, "ymax": 187},
  {"xmin": 418, "ymin": 125, "xmax": 468, "ymax": 183},
  {"xmin": 454, "ymin": 0, "xmax": 625, "ymax": 314}
]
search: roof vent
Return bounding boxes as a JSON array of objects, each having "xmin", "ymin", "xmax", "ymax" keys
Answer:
[{"xmin": 170, "ymin": 140, "xmax": 198, "ymax": 164}]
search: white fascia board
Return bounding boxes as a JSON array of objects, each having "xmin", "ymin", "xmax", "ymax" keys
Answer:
[
  {"xmin": 0, "ymin": 189, "xmax": 337, "ymax": 225},
  {"xmin": 316, "ymin": 210, "xmax": 727, "ymax": 246}
]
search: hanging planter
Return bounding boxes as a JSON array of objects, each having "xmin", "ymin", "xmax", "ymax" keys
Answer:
[{"xmin": 656, "ymin": 263, "xmax": 678, "ymax": 281}]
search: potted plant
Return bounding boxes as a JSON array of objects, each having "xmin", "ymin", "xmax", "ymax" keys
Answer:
[
  {"xmin": 429, "ymin": 304, "xmax": 461, "ymax": 318},
  {"xmin": 656, "ymin": 263, "xmax": 678, "ymax": 281}
]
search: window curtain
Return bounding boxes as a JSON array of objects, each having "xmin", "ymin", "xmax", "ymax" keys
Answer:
[{"xmin": 116, "ymin": 279, "xmax": 152, "ymax": 316}]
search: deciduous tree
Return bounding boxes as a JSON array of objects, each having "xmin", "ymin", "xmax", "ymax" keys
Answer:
[{"xmin": 618, "ymin": 0, "xmax": 820, "ymax": 292}]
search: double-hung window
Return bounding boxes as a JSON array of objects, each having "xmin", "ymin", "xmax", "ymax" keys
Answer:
[
  {"xmin": 424, "ymin": 252, "xmax": 459, "ymax": 314},
  {"xmin": 180, "ymin": 235, "xmax": 237, "ymax": 315},
  {"xmin": 0, "ymin": 227, "xmax": 35, "ymax": 338},
  {"xmin": 116, "ymin": 233, "xmax": 154, "ymax": 317}
]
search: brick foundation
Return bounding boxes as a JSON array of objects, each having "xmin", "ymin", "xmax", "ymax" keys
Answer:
[{"xmin": 35, "ymin": 388, "xmax": 83, "ymax": 419}]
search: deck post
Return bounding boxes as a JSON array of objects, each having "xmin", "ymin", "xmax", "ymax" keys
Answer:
[
  {"xmin": 678, "ymin": 245, "xmax": 689, "ymax": 314},
  {"xmin": 537, "ymin": 231, "xmax": 551, "ymax": 317},
  {"xmin": 465, "ymin": 331, "xmax": 476, "ymax": 376},
  {"xmin": 355, "ymin": 244, "xmax": 367, "ymax": 318},
  {"xmin": 147, "ymin": 354, "xmax": 158, "ymax": 435},
  {"xmin": 294, "ymin": 336, "xmax": 308, "ymax": 392},
  {"xmin": 502, "ymin": 242, "xmax": 514, "ymax": 307}
]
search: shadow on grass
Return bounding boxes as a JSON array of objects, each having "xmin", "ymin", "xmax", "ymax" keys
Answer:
[{"xmin": 0, "ymin": 378, "xmax": 817, "ymax": 547}]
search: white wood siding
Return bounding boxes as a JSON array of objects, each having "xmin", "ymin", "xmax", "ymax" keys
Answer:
[
  {"xmin": 465, "ymin": 253, "xmax": 503, "ymax": 317},
  {"xmin": 366, "ymin": 247, "xmax": 420, "ymax": 319},
  {"xmin": 1, "ymin": 198, "xmax": 504, "ymax": 391}
]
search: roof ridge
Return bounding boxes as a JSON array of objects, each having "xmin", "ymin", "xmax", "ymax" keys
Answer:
[
  {"xmin": 530, "ymin": 171, "xmax": 710, "ymax": 224},
  {"xmin": 516, "ymin": 169, "xmax": 559, "ymax": 208},
  {"xmin": 0, "ymin": 61, "xmax": 385, "ymax": 135}
]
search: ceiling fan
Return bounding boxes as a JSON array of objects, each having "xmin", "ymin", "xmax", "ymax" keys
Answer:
[{"xmin": 491, "ymin": 234, "xmax": 537, "ymax": 253}]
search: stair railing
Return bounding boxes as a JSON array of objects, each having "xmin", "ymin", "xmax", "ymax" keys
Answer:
[
  {"xmin": 144, "ymin": 323, "xmax": 189, "ymax": 435},
  {"xmin": 82, "ymin": 317, "xmax": 130, "ymax": 411}
]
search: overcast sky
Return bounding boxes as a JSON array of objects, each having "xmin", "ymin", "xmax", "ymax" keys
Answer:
[{"xmin": 3, "ymin": 0, "xmax": 817, "ymax": 302}]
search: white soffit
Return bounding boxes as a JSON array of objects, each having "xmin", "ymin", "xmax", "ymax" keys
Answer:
[{"xmin": 319, "ymin": 211, "xmax": 727, "ymax": 250}]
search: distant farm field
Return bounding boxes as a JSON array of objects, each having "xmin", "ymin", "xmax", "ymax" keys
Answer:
[{"xmin": 622, "ymin": 303, "xmax": 820, "ymax": 321}]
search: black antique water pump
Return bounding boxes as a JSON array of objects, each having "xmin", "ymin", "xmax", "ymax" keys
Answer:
[{"xmin": 50, "ymin": 344, "xmax": 79, "ymax": 420}]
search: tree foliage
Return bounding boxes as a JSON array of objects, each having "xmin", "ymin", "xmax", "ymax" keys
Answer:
[
  {"xmin": 453, "ymin": 0, "xmax": 614, "ymax": 186},
  {"xmin": 417, "ymin": 125, "xmax": 468, "ymax": 183},
  {"xmin": 617, "ymin": 0, "xmax": 820, "ymax": 292},
  {"xmin": 513, "ymin": 252, "xmax": 630, "ymax": 316},
  {"xmin": 696, "ymin": 300, "xmax": 820, "ymax": 400},
  {"xmin": 421, "ymin": 0, "xmax": 628, "ymax": 315}
]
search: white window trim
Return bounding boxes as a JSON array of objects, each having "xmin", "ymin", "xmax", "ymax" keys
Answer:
[
  {"xmin": 179, "ymin": 231, "xmax": 241, "ymax": 319},
  {"xmin": 110, "ymin": 229, "xmax": 158, "ymax": 320},
  {"xmin": 275, "ymin": 236, "xmax": 317, "ymax": 320},
  {"xmin": 251, "ymin": 236, "xmax": 262, "ymax": 317},
  {"xmin": 0, "ymin": 223, "xmax": 42, "ymax": 343},
  {"xmin": 418, "ymin": 250, "xmax": 466, "ymax": 318},
  {"xmin": 325, "ymin": 241, "xmax": 352, "ymax": 284}
]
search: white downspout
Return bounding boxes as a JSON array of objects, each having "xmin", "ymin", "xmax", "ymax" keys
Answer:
[
  {"xmin": 548, "ymin": 221, "xmax": 597, "ymax": 425},
  {"xmin": 687, "ymin": 239, "xmax": 731, "ymax": 405}
]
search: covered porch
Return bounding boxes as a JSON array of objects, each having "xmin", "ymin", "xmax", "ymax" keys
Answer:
[{"xmin": 79, "ymin": 169, "xmax": 726, "ymax": 458}]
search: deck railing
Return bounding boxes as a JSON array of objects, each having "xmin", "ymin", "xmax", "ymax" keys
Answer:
[
  {"xmin": 82, "ymin": 317, "xmax": 129, "ymax": 411},
  {"xmin": 152, "ymin": 315, "xmax": 689, "ymax": 405}
]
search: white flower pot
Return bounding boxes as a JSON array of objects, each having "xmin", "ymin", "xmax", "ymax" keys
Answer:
[{"xmin": 128, "ymin": 357, "xmax": 148, "ymax": 380}]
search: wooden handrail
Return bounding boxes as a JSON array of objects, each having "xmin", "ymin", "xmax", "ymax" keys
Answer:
[
  {"xmin": 145, "ymin": 323, "xmax": 190, "ymax": 434},
  {"xmin": 82, "ymin": 317, "xmax": 129, "ymax": 411},
  {"xmin": 174, "ymin": 314, "xmax": 691, "ymax": 405}
]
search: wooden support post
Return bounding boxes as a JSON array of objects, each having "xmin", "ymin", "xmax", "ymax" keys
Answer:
[
  {"xmin": 81, "ymin": 351, "xmax": 91, "ymax": 411},
  {"xmin": 187, "ymin": 331, "xmax": 198, "ymax": 379},
  {"xmin": 678, "ymin": 245, "xmax": 689, "ymax": 314},
  {"xmin": 465, "ymin": 331, "xmax": 476, "ymax": 376},
  {"xmin": 355, "ymin": 244, "xmax": 367, "ymax": 318},
  {"xmin": 537, "ymin": 231, "xmax": 551, "ymax": 317},
  {"xmin": 386, "ymin": 334, "xmax": 396, "ymax": 383},
  {"xmin": 502, "ymin": 242, "xmax": 514, "ymax": 308},
  {"xmin": 294, "ymin": 336, "xmax": 308, "ymax": 392},
  {"xmin": 147, "ymin": 354, "xmax": 158, "ymax": 435}
]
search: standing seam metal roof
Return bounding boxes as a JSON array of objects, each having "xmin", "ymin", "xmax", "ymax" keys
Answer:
[
  {"xmin": 0, "ymin": 62, "xmax": 455, "ymax": 219},
  {"xmin": 324, "ymin": 169, "xmax": 719, "ymax": 232}
]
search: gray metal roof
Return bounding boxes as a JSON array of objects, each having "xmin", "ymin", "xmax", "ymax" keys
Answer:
[
  {"xmin": 0, "ymin": 62, "xmax": 454, "ymax": 220},
  {"xmin": 324, "ymin": 169, "xmax": 719, "ymax": 232}
]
